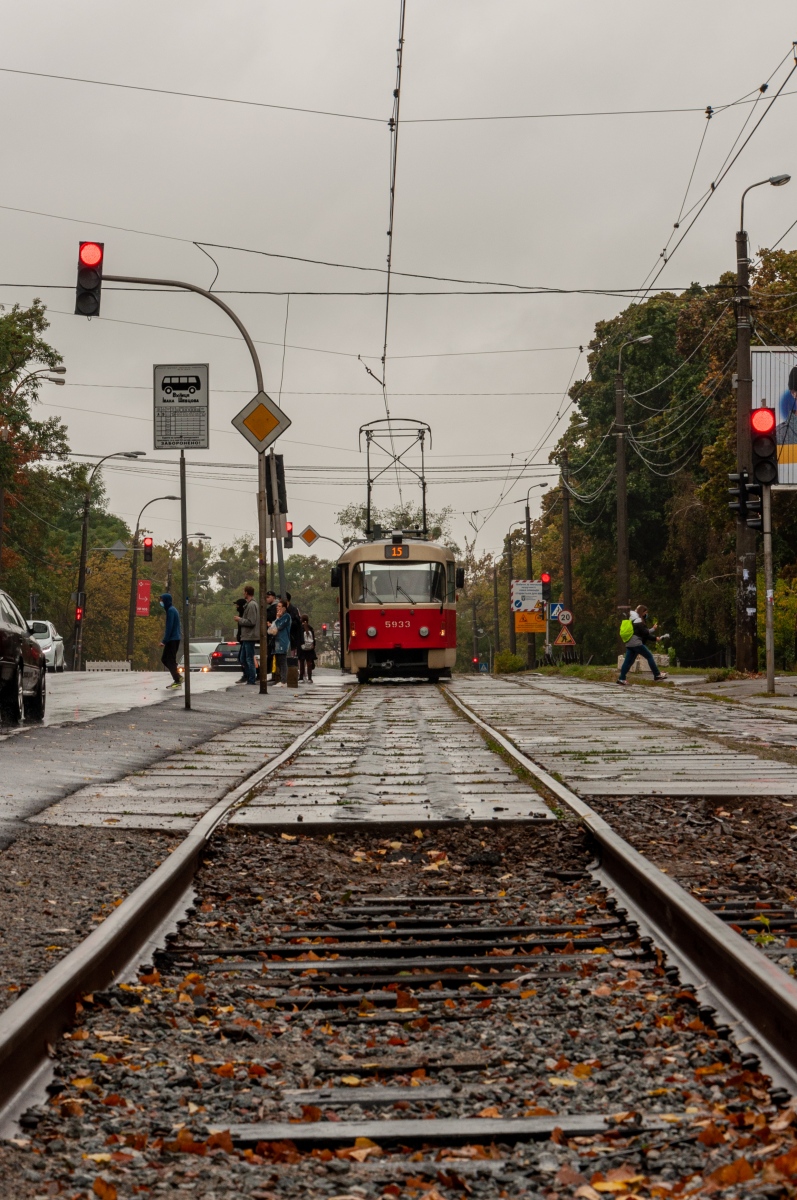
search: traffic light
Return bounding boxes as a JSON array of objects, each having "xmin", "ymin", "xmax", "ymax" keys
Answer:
[
  {"xmin": 472, "ymin": 656, "xmax": 479, "ymax": 670},
  {"xmin": 746, "ymin": 482, "xmax": 763, "ymax": 530},
  {"xmin": 75, "ymin": 604, "xmax": 84, "ymax": 625},
  {"xmin": 283, "ymin": 520, "xmax": 293, "ymax": 549},
  {"xmin": 266, "ymin": 455, "xmax": 288, "ymax": 516},
  {"xmin": 321, "ymin": 623, "xmax": 328, "ymax": 633},
  {"xmin": 540, "ymin": 571, "xmax": 552, "ymax": 602},
  {"xmin": 75, "ymin": 241, "xmax": 104, "ymax": 316},
  {"xmin": 143, "ymin": 536, "xmax": 153, "ymax": 563},
  {"xmin": 728, "ymin": 470, "xmax": 749, "ymax": 521},
  {"xmin": 751, "ymin": 407, "xmax": 778, "ymax": 485}
]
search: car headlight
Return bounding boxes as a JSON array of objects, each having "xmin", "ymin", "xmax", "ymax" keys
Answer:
[
  {"xmin": 419, "ymin": 626, "xmax": 429, "ymax": 638},
  {"xmin": 367, "ymin": 626, "xmax": 377, "ymax": 637}
]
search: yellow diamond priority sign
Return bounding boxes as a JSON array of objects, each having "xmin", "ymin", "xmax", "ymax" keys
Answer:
[
  {"xmin": 231, "ymin": 391, "xmax": 291, "ymax": 452},
  {"xmin": 299, "ymin": 525, "xmax": 321, "ymax": 547}
]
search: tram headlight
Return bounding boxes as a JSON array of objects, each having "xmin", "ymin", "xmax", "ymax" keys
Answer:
[
  {"xmin": 419, "ymin": 626, "xmax": 429, "ymax": 638},
  {"xmin": 367, "ymin": 626, "xmax": 377, "ymax": 637}
]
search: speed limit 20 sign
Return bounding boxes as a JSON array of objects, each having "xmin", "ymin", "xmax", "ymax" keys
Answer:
[{"xmin": 557, "ymin": 609, "xmax": 573, "ymax": 625}]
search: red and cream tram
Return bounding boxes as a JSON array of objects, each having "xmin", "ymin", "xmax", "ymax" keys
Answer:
[{"xmin": 332, "ymin": 533, "xmax": 464, "ymax": 682}]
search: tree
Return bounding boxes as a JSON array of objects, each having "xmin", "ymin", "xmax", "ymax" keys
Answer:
[{"xmin": 336, "ymin": 501, "xmax": 458, "ymax": 550}]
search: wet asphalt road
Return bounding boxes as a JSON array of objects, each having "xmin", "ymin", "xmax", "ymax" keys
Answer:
[{"xmin": 0, "ymin": 670, "xmax": 341, "ymax": 848}]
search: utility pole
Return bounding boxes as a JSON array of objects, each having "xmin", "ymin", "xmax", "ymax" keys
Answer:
[
  {"xmin": 505, "ymin": 534, "xmax": 516, "ymax": 654},
  {"xmin": 471, "ymin": 596, "xmax": 478, "ymax": 668},
  {"xmin": 524, "ymin": 498, "xmax": 534, "ymax": 667},
  {"xmin": 614, "ymin": 368, "xmax": 630, "ymax": 613},
  {"xmin": 615, "ymin": 335, "xmax": 652, "ymax": 617},
  {"xmin": 763, "ymin": 483, "xmax": 775, "ymax": 693},
  {"xmin": 492, "ymin": 562, "xmax": 500, "ymax": 657},
  {"xmin": 732, "ymin": 175, "xmax": 791, "ymax": 669},
  {"xmin": 561, "ymin": 448, "xmax": 573, "ymax": 612},
  {"xmin": 735, "ymin": 222, "xmax": 758, "ymax": 672}
]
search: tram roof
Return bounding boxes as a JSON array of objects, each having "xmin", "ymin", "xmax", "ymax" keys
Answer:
[{"xmin": 337, "ymin": 539, "xmax": 455, "ymax": 565}]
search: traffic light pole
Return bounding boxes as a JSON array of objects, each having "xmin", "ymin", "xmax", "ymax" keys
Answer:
[
  {"xmin": 734, "ymin": 231, "xmax": 758, "ymax": 672},
  {"xmin": 269, "ymin": 450, "xmax": 287, "ymax": 600},
  {"xmin": 763, "ymin": 483, "xmax": 775, "ymax": 694},
  {"xmin": 505, "ymin": 534, "xmax": 516, "ymax": 655},
  {"xmin": 614, "ymin": 368, "xmax": 630, "ymax": 613},
  {"xmin": 179, "ymin": 451, "xmax": 191, "ymax": 711},
  {"xmin": 101, "ymin": 271, "xmax": 272, "ymax": 695},
  {"xmin": 524, "ymin": 501, "xmax": 534, "ymax": 667}
]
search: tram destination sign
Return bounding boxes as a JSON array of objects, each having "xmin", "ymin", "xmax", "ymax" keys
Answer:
[
  {"xmin": 385, "ymin": 544, "xmax": 409, "ymax": 559},
  {"xmin": 153, "ymin": 364, "xmax": 209, "ymax": 450}
]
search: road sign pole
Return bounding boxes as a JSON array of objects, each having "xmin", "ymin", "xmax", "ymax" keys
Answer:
[
  {"xmin": 257, "ymin": 452, "xmax": 269, "ymax": 695},
  {"xmin": 179, "ymin": 450, "xmax": 191, "ymax": 711},
  {"xmin": 269, "ymin": 450, "xmax": 287, "ymax": 599}
]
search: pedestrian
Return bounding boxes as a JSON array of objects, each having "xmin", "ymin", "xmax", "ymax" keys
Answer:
[
  {"xmin": 235, "ymin": 585, "xmax": 259, "ymax": 685},
  {"xmin": 285, "ymin": 591, "xmax": 303, "ymax": 655},
  {"xmin": 269, "ymin": 599, "xmax": 292, "ymax": 687},
  {"xmin": 234, "ymin": 597, "xmax": 247, "ymax": 682},
  {"xmin": 299, "ymin": 614, "xmax": 316, "ymax": 682},
  {"xmin": 158, "ymin": 593, "xmax": 182, "ymax": 689},
  {"xmin": 265, "ymin": 589, "xmax": 278, "ymax": 680},
  {"xmin": 617, "ymin": 604, "xmax": 669, "ymax": 685}
]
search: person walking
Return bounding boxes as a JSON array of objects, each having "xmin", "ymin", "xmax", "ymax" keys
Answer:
[
  {"xmin": 617, "ymin": 604, "xmax": 669, "ymax": 685},
  {"xmin": 159, "ymin": 593, "xmax": 182, "ymax": 689},
  {"xmin": 269, "ymin": 599, "xmax": 292, "ymax": 687},
  {"xmin": 298, "ymin": 614, "xmax": 316, "ymax": 682},
  {"xmin": 235, "ymin": 585, "xmax": 259, "ymax": 685}
]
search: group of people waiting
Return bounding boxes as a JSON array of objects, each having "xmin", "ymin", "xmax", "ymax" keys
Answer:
[{"xmin": 234, "ymin": 587, "xmax": 316, "ymax": 687}]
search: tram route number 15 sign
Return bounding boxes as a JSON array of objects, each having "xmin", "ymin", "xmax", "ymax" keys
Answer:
[{"xmin": 153, "ymin": 364, "xmax": 209, "ymax": 450}]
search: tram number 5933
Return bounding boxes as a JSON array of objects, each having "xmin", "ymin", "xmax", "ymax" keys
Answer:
[{"xmin": 386, "ymin": 620, "xmax": 411, "ymax": 628}]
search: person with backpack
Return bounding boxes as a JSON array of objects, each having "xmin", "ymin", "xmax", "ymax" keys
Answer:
[
  {"xmin": 268, "ymin": 599, "xmax": 292, "ymax": 687},
  {"xmin": 298, "ymin": 614, "xmax": 316, "ymax": 682},
  {"xmin": 285, "ymin": 591, "xmax": 303, "ymax": 654},
  {"xmin": 618, "ymin": 604, "xmax": 668, "ymax": 685}
]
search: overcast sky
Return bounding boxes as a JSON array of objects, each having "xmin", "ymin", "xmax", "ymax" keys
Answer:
[{"xmin": 3, "ymin": 1, "xmax": 797, "ymax": 561}]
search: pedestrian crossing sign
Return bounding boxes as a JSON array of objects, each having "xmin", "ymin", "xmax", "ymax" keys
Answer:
[{"xmin": 553, "ymin": 626, "xmax": 576, "ymax": 647}]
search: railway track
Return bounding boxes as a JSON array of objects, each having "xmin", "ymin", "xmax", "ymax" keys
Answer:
[{"xmin": 3, "ymin": 680, "xmax": 797, "ymax": 1198}]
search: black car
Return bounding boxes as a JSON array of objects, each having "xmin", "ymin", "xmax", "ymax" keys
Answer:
[
  {"xmin": 210, "ymin": 640, "xmax": 259, "ymax": 670},
  {"xmin": 0, "ymin": 589, "xmax": 46, "ymax": 723}
]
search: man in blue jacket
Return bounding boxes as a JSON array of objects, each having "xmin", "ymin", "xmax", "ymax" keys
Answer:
[{"xmin": 159, "ymin": 593, "xmax": 182, "ymax": 689}]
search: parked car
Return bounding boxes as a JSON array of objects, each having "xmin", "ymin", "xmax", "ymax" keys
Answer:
[
  {"xmin": 210, "ymin": 640, "xmax": 256, "ymax": 671},
  {"xmin": 177, "ymin": 641, "xmax": 218, "ymax": 673},
  {"xmin": 29, "ymin": 620, "xmax": 66, "ymax": 672},
  {"xmin": 0, "ymin": 589, "xmax": 46, "ymax": 722}
]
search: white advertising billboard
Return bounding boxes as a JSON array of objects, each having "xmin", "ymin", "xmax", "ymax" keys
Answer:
[{"xmin": 752, "ymin": 347, "xmax": 797, "ymax": 487}]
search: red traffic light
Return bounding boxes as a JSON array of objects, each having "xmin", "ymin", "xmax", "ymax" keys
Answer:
[
  {"xmin": 285, "ymin": 521, "xmax": 293, "ymax": 533},
  {"xmin": 79, "ymin": 241, "xmax": 103, "ymax": 268},
  {"xmin": 321, "ymin": 623, "xmax": 328, "ymax": 631},
  {"xmin": 540, "ymin": 571, "xmax": 551, "ymax": 584},
  {"xmin": 472, "ymin": 656, "xmax": 479, "ymax": 664},
  {"xmin": 142, "ymin": 536, "xmax": 153, "ymax": 548},
  {"xmin": 751, "ymin": 407, "xmax": 776, "ymax": 435},
  {"xmin": 75, "ymin": 606, "xmax": 84, "ymax": 623}
]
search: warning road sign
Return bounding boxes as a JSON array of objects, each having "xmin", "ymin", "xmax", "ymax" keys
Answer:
[
  {"xmin": 515, "ymin": 610, "xmax": 546, "ymax": 634},
  {"xmin": 553, "ymin": 626, "xmax": 576, "ymax": 647},
  {"xmin": 231, "ymin": 390, "xmax": 291, "ymax": 453}
]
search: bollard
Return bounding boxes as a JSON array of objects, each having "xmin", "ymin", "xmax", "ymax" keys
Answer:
[{"xmin": 287, "ymin": 654, "xmax": 299, "ymax": 689}]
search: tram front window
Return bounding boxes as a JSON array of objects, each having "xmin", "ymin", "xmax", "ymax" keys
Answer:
[{"xmin": 352, "ymin": 561, "xmax": 447, "ymax": 604}]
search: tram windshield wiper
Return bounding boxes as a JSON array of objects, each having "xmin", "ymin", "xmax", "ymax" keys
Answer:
[{"xmin": 396, "ymin": 585, "xmax": 417, "ymax": 605}]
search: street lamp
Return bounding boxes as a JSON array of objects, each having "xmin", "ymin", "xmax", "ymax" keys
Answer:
[
  {"xmin": 0, "ymin": 367, "xmax": 67, "ymax": 583},
  {"xmin": 505, "ymin": 520, "xmax": 525, "ymax": 655},
  {"xmin": 735, "ymin": 174, "xmax": 790, "ymax": 672},
  {"xmin": 72, "ymin": 450, "xmax": 146, "ymax": 671},
  {"xmin": 126, "ymin": 495, "xmax": 180, "ymax": 662},
  {"xmin": 516, "ymin": 481, "xmax": 549, "ymax": 666},
  {"xmin": 559, "ymin": 420, "xmax": 588, "ymax": 617},
  {"xmin": 615, "ymin": 335, "xmax": 653, "ymax": 611}
]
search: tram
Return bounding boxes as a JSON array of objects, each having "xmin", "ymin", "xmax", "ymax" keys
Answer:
[{"xmin": 332, "ymin": 531, "xmax": 464, "ymax": 682}]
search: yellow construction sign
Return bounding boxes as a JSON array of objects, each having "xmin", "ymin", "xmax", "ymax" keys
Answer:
[
  {"xmin": 515, "ymin": 610, "xmax": 546, "ymax": 634},
  {"xmin": 553, "ymin": 626, "xmax": 576, "ymax": 647}
]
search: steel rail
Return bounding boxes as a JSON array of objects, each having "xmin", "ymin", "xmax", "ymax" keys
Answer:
[
  {"xmin": 444, "ymin": 685, "xmax": 797, "ymax": 1088},
  {"xmin": 0, "ymin": 687, "xmax": 355, "ymax": 1116}
]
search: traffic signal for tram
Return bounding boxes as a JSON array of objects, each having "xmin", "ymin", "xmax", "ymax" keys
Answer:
[
  {"xmin": 540, "ymin": 571, "xmax": 552, "ymax": 602},
  {"xmin": 472, "ymin": 656, "xmax": 479, "ymax": 670},
  {"xmin": 75, "ymin": 241, "xmax": 104, "ymax": 316},
  {"xmin": 728, "ymin": 470, "xmax": 749, "ymax": 521},
  {"xmin": 321, "ymin": 623, "xmax": 328, "ymax": 633},
  {"xmin": 143, "ymin": 536, "xmax": 153, "ymax": 563},
  {"xmin": 750, "ymin": 407, "xmax": 778, "ymax": 485},
  {"xmin": 283, "ymin": 520, "xmax": 293, "ymax": 549},
  {"xmin": 75, "ymin": 604, "xmax": 84, "ymax": 625}
]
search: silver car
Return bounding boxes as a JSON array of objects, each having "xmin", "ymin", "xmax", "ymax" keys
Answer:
[{"xmin": 30, "ymin": 620, "xmax": 66, "ymax": 672}]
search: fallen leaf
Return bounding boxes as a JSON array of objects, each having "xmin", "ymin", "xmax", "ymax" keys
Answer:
[
  {"xmin": 280, "ymin": 833, "xmax": 297, "ymax": 841},
  {"xmin": 574, "ymin": 1188, "xmax": 602, "ymax": 1200},
  {"xmin": 548, "ymin": 1076, "xmax": 578, "ymax": 1088},
  {"xmin": 573, "ymin": 1063, "xmax": 593, "ymax": 1078},
  {"xmin": 301, "ymin": 1105, "xmax": 322, "ymax": 1122},
  {"xmin": 207, "ymin": 1130, "xmax": 234, "ymax": 1153},
  {"xmin": 341, "ymin": 1075, "xmax": 361, "ymax": 1086},
  {"xmin": 212, "ymin": 1063, "xmax": 236, "ymax": 1078},
  {"xmin": 697, "ymin": 1122, "xmax": 726, "ymax": 1146},
  {"xmin": 477, "ymin": 1106, "xmax": 501, "ymax": 1118},
  {"xmin": 520, "ymin": 989, "xmax": 537, "ymax": 999},
  {"xmin": 708, "ymin": 1157, "xmax": 755, "ymax": 1185},
  {"xmin": 92, "ymin": 1179, "xmax": 117, "ymax": 1200}
]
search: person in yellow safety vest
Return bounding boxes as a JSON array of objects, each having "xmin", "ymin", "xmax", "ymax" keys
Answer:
[{"xmin": 617, "ymin": 604, "xmax": 669, "ymax": 686}]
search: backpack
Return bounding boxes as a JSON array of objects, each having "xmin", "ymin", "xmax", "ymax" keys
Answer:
[{"xmin": 619, "ymin": 619, "xmax": 634, "ymax": 643}]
